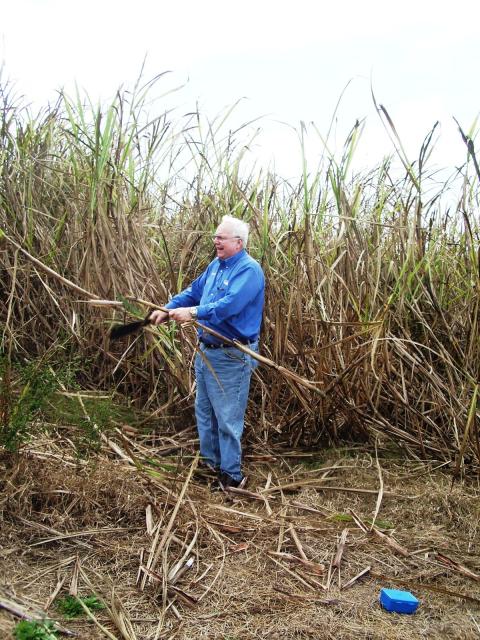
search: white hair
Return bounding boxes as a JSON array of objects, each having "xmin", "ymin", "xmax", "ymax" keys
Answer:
[{"xmin": 220, "ymin": 215, "xmax": 249, "ymax": 246}]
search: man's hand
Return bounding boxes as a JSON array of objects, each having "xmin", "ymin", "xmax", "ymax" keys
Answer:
[
  {"xmin": 149, "ymin": 309, "xmax": 169, "ymax": 325},
  {"xmin": 168, "ymin": 307, "xmax": 194, "ymax": 324}
]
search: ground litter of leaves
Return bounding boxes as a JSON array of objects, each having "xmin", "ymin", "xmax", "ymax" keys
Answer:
[{"xmin": 1, "ymin": 429, "xmax": 479, "ymax": 640}]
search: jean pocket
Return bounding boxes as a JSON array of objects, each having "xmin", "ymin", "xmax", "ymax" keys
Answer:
[{"xmin": 223, "ymin": 348, "xmax": 247, "ymax": 364}]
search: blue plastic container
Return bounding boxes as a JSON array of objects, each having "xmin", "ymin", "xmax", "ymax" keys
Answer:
[{"xmin": 380, "ymin": 588, "xmax": 419, "ymax": 614}]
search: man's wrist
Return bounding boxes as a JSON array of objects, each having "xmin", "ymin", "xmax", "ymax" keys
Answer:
[{"xmin": 190, "ymin": 306, "xmax": 198, "ymax": 319}]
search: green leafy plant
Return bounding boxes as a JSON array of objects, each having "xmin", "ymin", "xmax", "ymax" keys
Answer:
[
  {"xmin": 0, "ymin": 355, "xmax": 58, "ymax": 451},
  {"xmin": 74, "ymin": 399, "xmax": 116, "ymax": 457},
  {"xmin": 0, "ymin": 348, "xmax": 130, "ymax": 456},
  {"xmin": 13, "ymin": 620, "xmax": 58, "ymax": 640},
  {"xmin": 56, "ymin": 594, "xmax": 105, "ymax": 618}
]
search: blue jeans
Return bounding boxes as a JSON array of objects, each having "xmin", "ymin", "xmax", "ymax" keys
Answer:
[{"xmin": 194, "ymin": 342, "xmax": 258, "ymax": 481}]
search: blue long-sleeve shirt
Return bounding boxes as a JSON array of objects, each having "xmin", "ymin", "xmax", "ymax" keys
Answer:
[{"xmin": 165, "ymin": 249, "xmax": 265, "ymax": 343}]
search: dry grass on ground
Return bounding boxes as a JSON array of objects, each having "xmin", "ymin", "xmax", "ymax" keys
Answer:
[{"xmin": 1, "ymin": 430, "xmax": 479, "ymax": 640}]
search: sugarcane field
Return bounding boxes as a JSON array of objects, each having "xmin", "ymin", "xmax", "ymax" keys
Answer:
[{"xmin": 0, "ymin": 69, "xmax": 479, "ymax": 640}]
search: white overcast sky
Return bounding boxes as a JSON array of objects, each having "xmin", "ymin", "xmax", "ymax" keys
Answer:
[{"xmin": 1, "ymin": 0, "xmax": 479, "ymax": 179}]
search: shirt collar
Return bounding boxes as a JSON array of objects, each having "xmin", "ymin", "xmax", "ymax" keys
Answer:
[{"xmin": 218, "ymin": 248, "xmax": 246, "ymax": 268}]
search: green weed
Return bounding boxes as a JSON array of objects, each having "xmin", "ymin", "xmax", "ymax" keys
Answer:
[
  {"xmin": 56, "ymin": 594, "xmax": 104, "ymax": 618},
  {"xmin": 13, "ymin": 620, "xmax": 58, "ymax": 640},
  {"xmin": 45, "ymin": 393, "xmax": 136, "ymax": 458},
  {"xmin": 0, "ymin": 355, "xmax": 58, "ymax": 451},
  {"xmin": 0, "ymin": 350, "xmax": 127, "ymax": 456}
]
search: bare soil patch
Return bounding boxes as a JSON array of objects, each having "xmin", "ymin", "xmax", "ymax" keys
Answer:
[{"xmin": 1, "ymin": 433, "xmax": 479, "ymax": 639}]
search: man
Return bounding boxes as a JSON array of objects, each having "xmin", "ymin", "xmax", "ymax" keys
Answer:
[{"xmin": 150, "ymin": 215, "xmax": 265, "ymax": 489}]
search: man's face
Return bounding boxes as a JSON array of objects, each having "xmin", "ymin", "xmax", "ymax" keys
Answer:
[{"xmin": 213, "ymin": 223, "xmax": 243, "ymax": 260}]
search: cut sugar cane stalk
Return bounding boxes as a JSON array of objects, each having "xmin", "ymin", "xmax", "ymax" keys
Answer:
[{"xmin": 104, "ymin": 300, "xmax": 327, "ymax": 397}]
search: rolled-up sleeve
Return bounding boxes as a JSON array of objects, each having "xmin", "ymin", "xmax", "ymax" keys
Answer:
[{"xmin": 165, "ymin": 270, "xmax": 207, "ymax": 309}]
